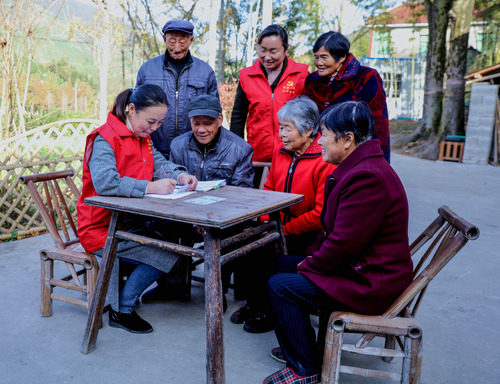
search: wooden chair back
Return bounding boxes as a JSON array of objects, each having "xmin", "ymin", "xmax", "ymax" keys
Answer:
[
  {"xmin": 20, "ymin": 170, "xmax": 81, "ymax": 250},
  {"xmin": 356, "ymin": 205, "xmax": 479, "ymax": 348},
  {"xmin": 252, "ymin": 161, "xmax": 272, "ymax": 190},
  {"xmin": 393, "ymin": 206, "xmax": 478, "ymax": 316},
  {"xmin": 20, "ymin": 169, "xmax": 98, "ymax": 316}
]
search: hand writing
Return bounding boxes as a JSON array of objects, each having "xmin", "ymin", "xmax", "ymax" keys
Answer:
[{"xmin": 147, "ymin": 178, "xmax": 177, "ymax": 194}]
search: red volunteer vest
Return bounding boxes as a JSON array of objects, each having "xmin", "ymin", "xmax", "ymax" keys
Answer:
[
  {"xmin": 77, "ymin": 112, "xmax": 155, "ymax": 252},
  {"xmin": 239, "ymin": 58, "xmax": 308, "ymax": 162}
]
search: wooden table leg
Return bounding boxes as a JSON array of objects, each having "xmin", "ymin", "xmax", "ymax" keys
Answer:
[
  {"xmin": 203, "ymin": 228, "xmax": 224, "ymax": 384},
  {"xmin": 81, "ymin": 211, "xmax": 120, "ymax": 354},
  {"xmin": 270, "ymin": 211, "xmax": 288, "ymax": 255}
]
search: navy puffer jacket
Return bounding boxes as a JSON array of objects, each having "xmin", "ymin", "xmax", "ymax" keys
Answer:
[
  {"xmin": 136, "ymin": 52, "xmax": 219, "ymax": 158},
  {"xmin": 170, "ymin": 127, "xmax": 254, "ymax": 188}
]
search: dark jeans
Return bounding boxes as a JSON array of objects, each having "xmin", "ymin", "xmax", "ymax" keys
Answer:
[{"xmin": 268, "ymin": 255, "xmax": 354, "ymax": 377}]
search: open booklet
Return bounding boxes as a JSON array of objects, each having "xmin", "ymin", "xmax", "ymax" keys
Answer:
[
  {"xmin": 145, "ymin": 179, "xmax": 227, "ymax": 200},
  {"xmin": 194, "ymin": 179, "xmax": 226, "ymax": 192}
]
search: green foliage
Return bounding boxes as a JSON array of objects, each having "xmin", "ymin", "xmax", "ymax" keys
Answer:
[
  {"xmin": 469, "ymin": 0, "xmax": 500, "ymax": 69},
  {"xmin": 349, "ymin": 29, "xmax": 370, "ymax": 58},
  {"xmin": 24, "ymin": 110, "xmax": 95, "ymax": 131},
  {"xmin": 273, "ymin": 0, "xmax": 324, "ymax": 58}
]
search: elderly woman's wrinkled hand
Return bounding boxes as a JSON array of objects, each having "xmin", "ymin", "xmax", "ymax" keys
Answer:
[{"xmin": 147, "ymin": 178, "xmax": 177, "ymax": 194}]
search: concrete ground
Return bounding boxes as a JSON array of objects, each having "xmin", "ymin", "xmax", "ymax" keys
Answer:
[{"xmin": 1, "ymin": 153, "xmax": 499, "ymax": 384}]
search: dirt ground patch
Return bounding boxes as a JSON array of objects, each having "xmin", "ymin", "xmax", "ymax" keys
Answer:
[
  {"xmin": 390, "ymin": 119, "xmax": 420, "ymax": 136},
  {"xmin": 389, "ymin": 119, "xmax": 440, "ymax": 160}
]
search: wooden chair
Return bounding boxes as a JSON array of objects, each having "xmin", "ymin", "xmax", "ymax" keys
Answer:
[
  {"xmin": 20, "ymin": 170, "xmax": 99, "ymax": 317},
  {"xmin": 252, "ymin": 161, "xmax": 272, "ymax": 190},
  {"xmin": 321, "ymin": 205, "xmax": 479, "ymax": 384}
]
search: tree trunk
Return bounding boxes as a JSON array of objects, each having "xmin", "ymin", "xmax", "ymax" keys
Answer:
[
  {"xmin": 246, "ymin": 0, "xmax": 261, "ymax": 67},
  {"xmin": 262, "ymin": 0, "xmax": 273, "ymax": 28},
  {"xmin": 99, "ymin": 28, "xmax": 111, "ymax": 121},
  {"xmin": 217, "ymin": 0, "xmax": 227, "ymax": 84},
  {"xmin": 440, "ymin": 0, "xmax": 474, "ymax": 137},
  {"xmin": 420, "ymin": 0, "xmax": 453, "ymax": 139},
  {"xmin": 209, "ymin": 0, "xmax": 221, "ymax": 71}
]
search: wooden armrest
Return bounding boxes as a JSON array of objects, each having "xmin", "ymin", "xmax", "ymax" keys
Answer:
[
  {"xmin": 41, "ymin": 246, "xmax": 97, "ymax": 269},
  {"xmin": 329, "ymin": 311, "xmax": 421, "ymax": 336}
]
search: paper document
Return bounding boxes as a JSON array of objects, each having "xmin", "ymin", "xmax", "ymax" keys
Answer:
[
  {"xmin": 195, "ymin": 179, "xmax": 226, "ymax": 192},
  {"xmin": 146, "ymin": 190, "xmax": 194, "ymax": 199}
]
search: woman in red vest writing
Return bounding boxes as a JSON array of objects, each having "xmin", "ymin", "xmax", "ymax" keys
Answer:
[{"xmin": 77, "ymin": 84, "xmax": 197, "ymax": 334}]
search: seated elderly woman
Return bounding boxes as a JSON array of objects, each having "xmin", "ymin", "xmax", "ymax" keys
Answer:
[
  {"xmin": 263, "ymin": 101, "xmax": 413, "ymax": 384},
  {"xmin": 230, "ymin": 96, "xmax": 336, "ymax": 334}
]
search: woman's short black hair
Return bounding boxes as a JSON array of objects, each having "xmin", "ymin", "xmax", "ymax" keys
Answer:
[
  {"xmin": 313, "ymin": 31, "xmax": 350, "ymax": 61},
  {"xmin": 258, "ymin": 24, "xmax": 289, "ymax": 51},
  {"xmin": 112, "ymin": 84, "xmax": 168, "ymax": 124},
  {"xmin": 315, "ymin": 101, "xmax": 374, "ymax": 145}
]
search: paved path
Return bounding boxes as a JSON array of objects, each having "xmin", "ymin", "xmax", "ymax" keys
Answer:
[{"xmin": 1, "ymin": 153, "xmax": 499, "ymax": 383}]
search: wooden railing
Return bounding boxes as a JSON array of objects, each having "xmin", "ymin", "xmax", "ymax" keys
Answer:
[{"xmin": 0, "ymin": 119, "xmax": 99, "ymax": 241}]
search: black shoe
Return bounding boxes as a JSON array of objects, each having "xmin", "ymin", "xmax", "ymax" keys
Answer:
[
  {"xmin": 141, "ymin": 286, "xmax": 189, "ymax": 303},
  {"xmin": 108, "ymin": 309, "xmax": 153, "ymax": 334},
  {"xmin": 243, "ymin": 312, "xmax": 273, "ymax": 333},
  {"xmin": 230, "ymin": 305, "xmax": 258, "ymax": 324}
]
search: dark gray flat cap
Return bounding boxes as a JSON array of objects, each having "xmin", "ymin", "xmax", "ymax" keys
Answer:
[
  {"xmin": 162, "ymin": 20, "xmax": 194, "ymax": 35},
  {"xmin": 188, "ymin": 95, "xmax": 222, "ymax": 119}
]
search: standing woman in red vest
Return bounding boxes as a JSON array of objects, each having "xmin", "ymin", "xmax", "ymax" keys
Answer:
[
  {"xmin": 77, "ymin": 84, "xmax": 197, "ymax": 334},
  {"xmin": 230, "ymin": 24, "xmax": 308, "ymax": 186}
]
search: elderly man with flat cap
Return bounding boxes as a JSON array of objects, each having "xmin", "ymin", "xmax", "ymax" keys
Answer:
[{"xmin": 136, "ymin": 19, "xmax": 219, "ymax": 159}]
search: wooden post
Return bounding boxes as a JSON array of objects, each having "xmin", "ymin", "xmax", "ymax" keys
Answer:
[
  {"xmin": 81, "ymin": 211, "xmax": 120, "ymax": 354},
  {"xmin": 322, "ymin": 318, "xmax": 345, "ymax": 384},
  {"xmin": 204, "ymin": 227, "xmax": 224, "ymax": 384}
]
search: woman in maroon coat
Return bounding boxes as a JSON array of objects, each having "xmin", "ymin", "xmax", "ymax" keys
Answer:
[{"xmin": 263, "ymin": 101, "xmax": 413, "ymax": 384}]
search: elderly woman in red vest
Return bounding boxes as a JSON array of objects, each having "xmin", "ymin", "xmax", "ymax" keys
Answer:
[
  {"xmin": 230, "ymin": 24, "xmax": 308, "ymax": 184},
  {"xmin": 77, "ymin": 84, "xmax": 197, "ymax": 334},
  {"xmin": 263, "ymin": 101, "xmax": 412, "ymax": 384},
  {"xmin": 304, "ymin": 31, "xmax": 391, "ymax": 162}
]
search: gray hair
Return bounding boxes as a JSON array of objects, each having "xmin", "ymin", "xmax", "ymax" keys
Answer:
[{"xmin": 277, "ymin": 96, "xmax": 319, "ymax": 137}]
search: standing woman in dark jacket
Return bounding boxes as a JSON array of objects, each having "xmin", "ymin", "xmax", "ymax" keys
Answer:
[
  {"xmin": 304, "ymin": 31, "xmax": 391, "ymax": 162},
  {"xmin": 230, "ymin": 24, "xmax": 308, "ymax": 176}
]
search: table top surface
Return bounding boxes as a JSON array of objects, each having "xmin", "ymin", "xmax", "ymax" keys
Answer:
[{"xmin": 85, "ymin": 185, "xmax": 304, "ymax": 229}]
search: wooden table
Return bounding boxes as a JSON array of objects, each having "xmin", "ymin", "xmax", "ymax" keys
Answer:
[{"xmin": 80, "ymin": 185, "xmax": 303, "ymax": 383}]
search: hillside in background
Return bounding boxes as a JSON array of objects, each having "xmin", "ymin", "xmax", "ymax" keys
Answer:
[{"xmin": 29, "ymin": 0, "xmax": 142, "ymax": 120}]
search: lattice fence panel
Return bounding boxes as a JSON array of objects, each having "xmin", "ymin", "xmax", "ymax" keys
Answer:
[{"xmin": 0, "ymin": 119, "xmax": 99, "ymax": 240}]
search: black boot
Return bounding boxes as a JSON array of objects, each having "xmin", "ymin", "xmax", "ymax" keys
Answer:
[
  {"xmin": 243, "ymin": 312, "xmax": 273, "ymax": 333},
  {"xmin": 109, "ymin": 309, "xmax": 153, "ymax": 334}
]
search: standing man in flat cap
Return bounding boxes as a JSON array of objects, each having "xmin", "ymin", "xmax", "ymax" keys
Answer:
[{"xmin": 136, "ymin": 19, "xmax": 219, "ymax": 159}]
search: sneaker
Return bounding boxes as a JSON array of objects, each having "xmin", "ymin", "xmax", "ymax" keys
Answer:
[
  {"xmin": 230, "ymin": 305, "xmax": 258, "ymax": 324},
  {"xmin": 243, "ymin": 312, "xmax": 273, "ymax": 333},
  {"xmin": 108, "ymin": 309, "xmax": 153, "ymax": 334},
  {"xmin": 270, "ymin": 347, "xmax": 286, "ymax": 364},
  {"xmin": 263, "ymin": 367, "xmax": 320, "ymax": 384}
]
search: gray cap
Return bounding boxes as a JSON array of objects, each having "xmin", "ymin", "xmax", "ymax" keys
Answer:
[
  {"xmin": 188, "ymin": 95, "xmax": 222, "ymax": 119},
  {"xmin": 162, "ymin": 20, "xmax": 194, "ymax": 35}
]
